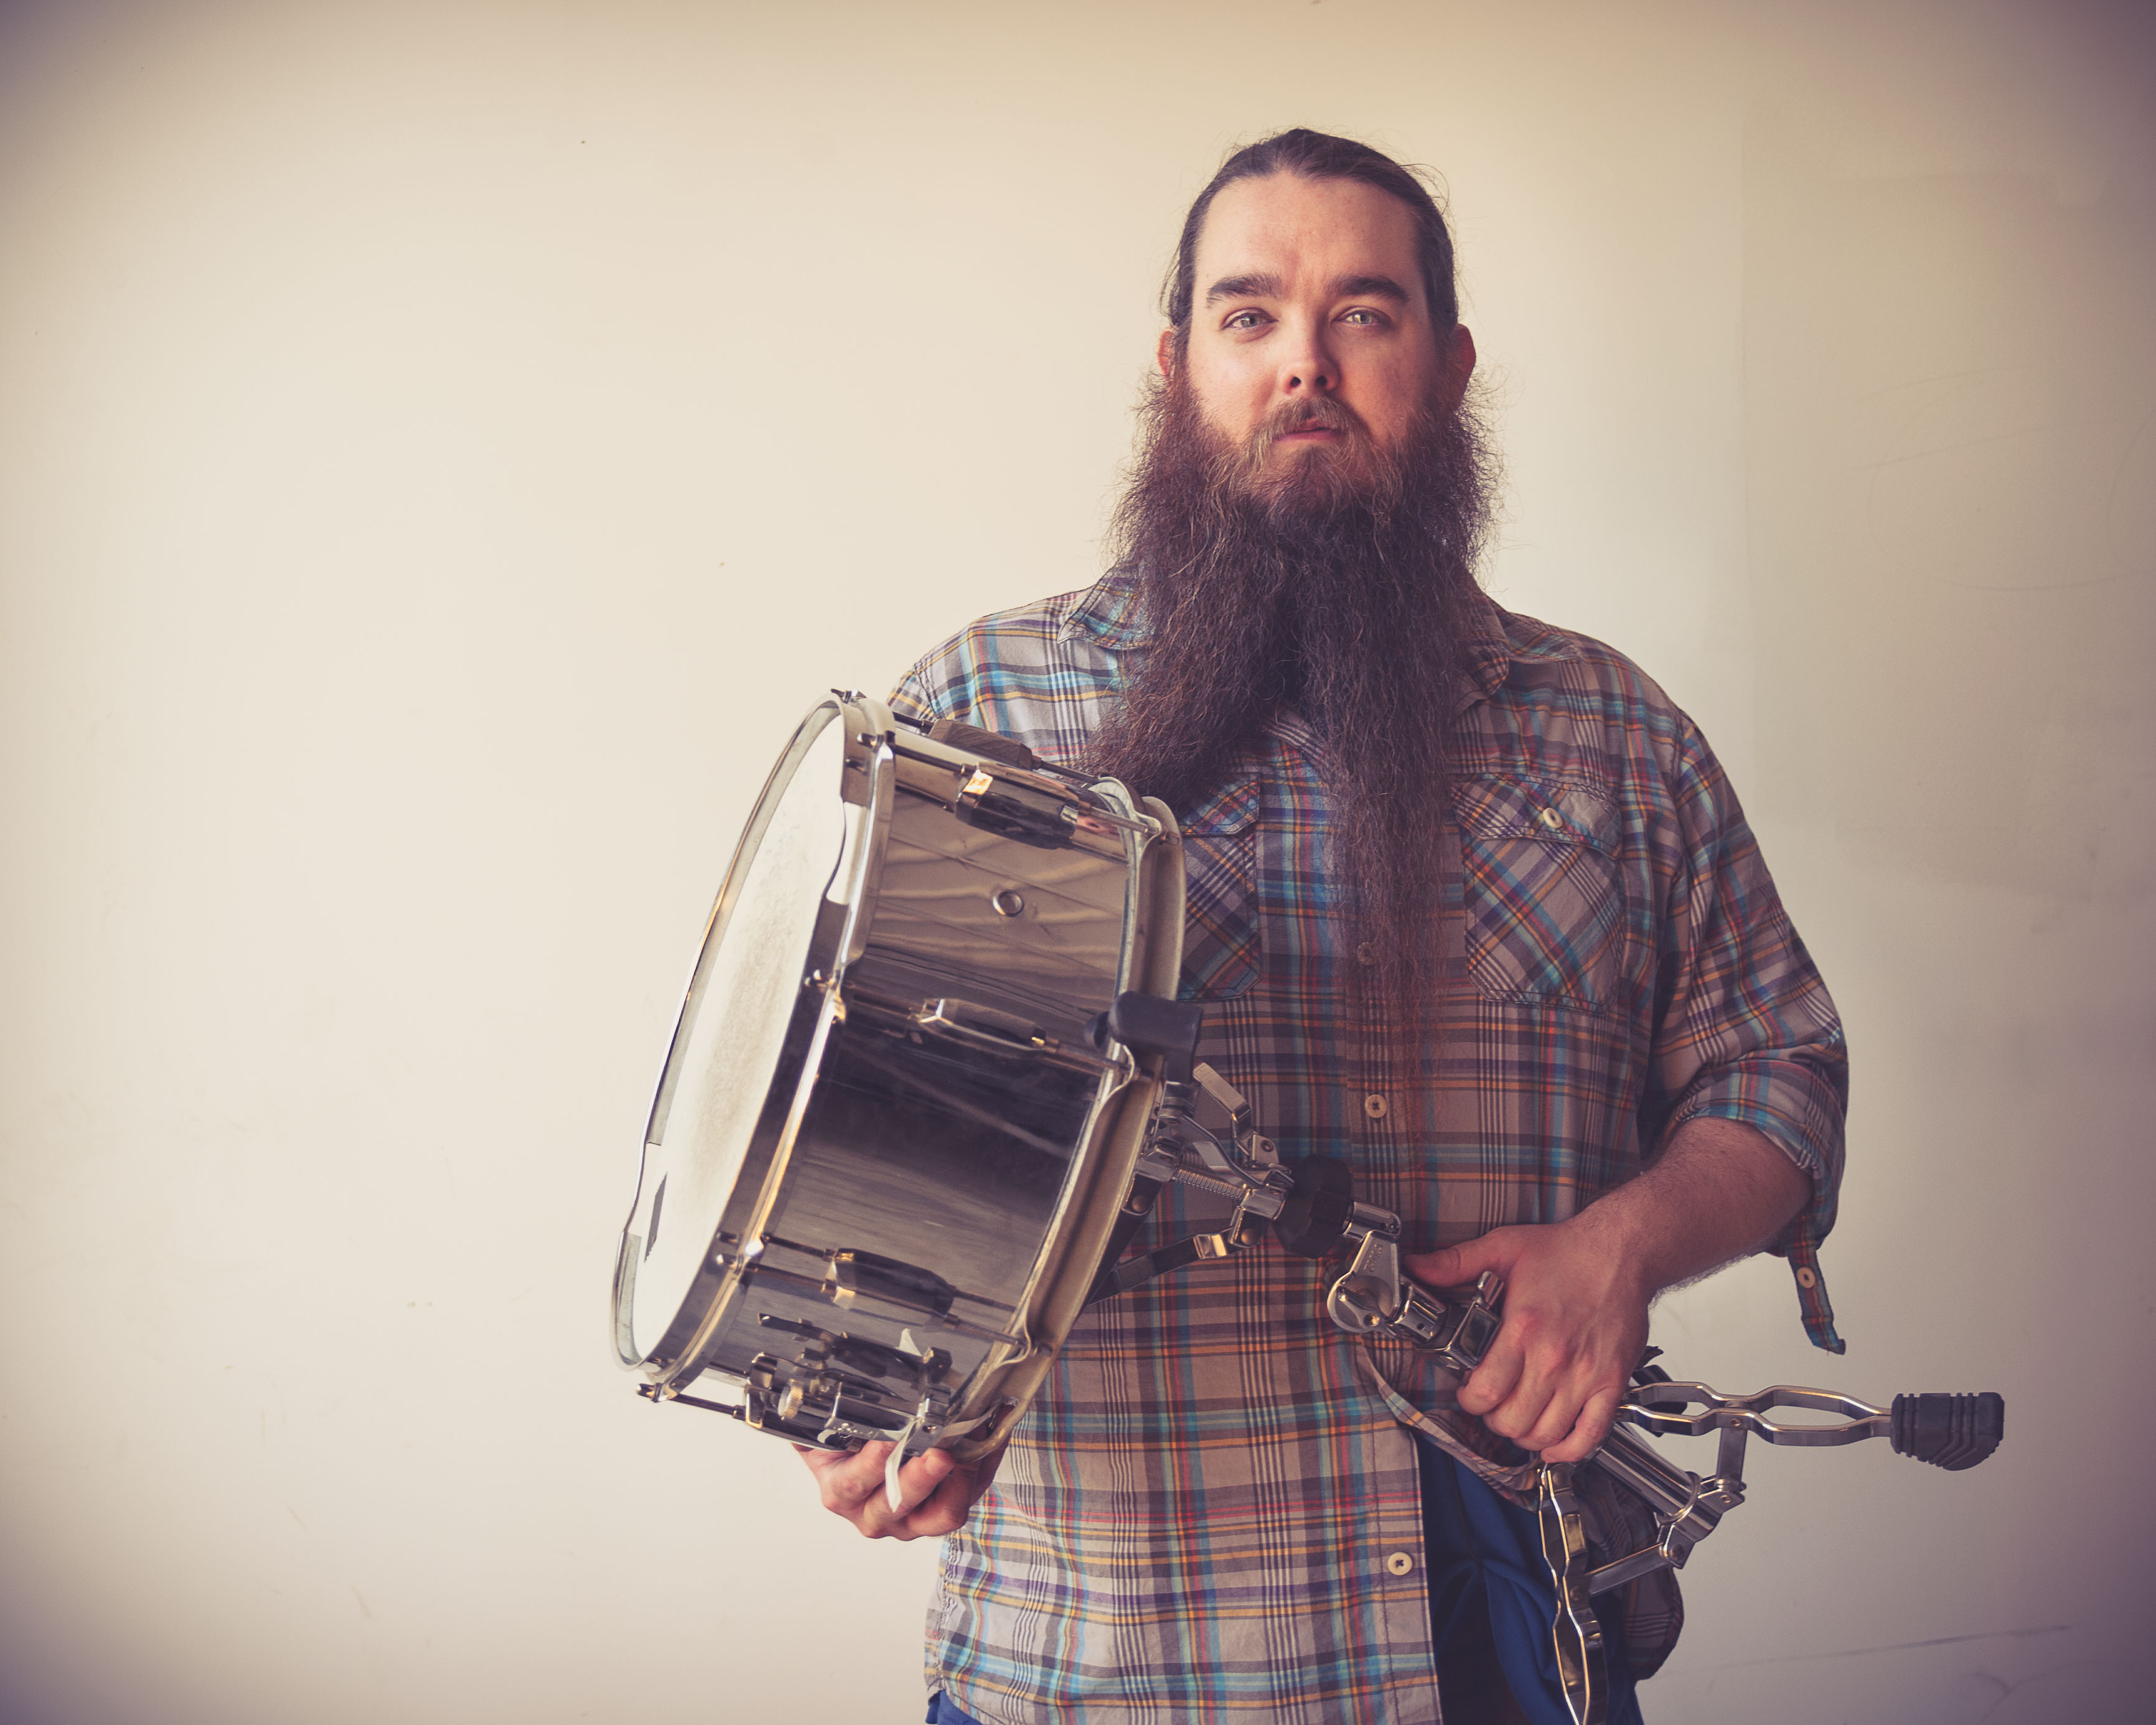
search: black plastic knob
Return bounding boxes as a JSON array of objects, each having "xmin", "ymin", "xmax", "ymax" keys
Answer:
[
  {"xmin": 1089, "ymin": 992, "xmax": 1206, "ymax": 1082},
  {"xmin": 1274, "ymin": 1155, "xmax": 1357, "ymax": 1259},
  {"xmin": 1889, "ymin": 1392, "xmax": 2005, "ymax": 1471}
]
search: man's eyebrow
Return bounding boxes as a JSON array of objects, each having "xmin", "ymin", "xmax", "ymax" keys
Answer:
[
  {"xmin": 1332, "ymin": 273, "xmax": 1410, "ymax": 303},
  {"xmin": 1201, "ymin": 271, "xmax": 1413, "ymax": 307},
  {"xmin": 1203, "ymin": 271, "xmax": 1283, "ymax": 306}
]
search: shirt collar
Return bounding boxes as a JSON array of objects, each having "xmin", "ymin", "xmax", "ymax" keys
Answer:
[
  {"xmin": 1059, "ymin": 566, "xmax": 1578, "ymax": 712},
  {"xmin": 1058, "ymin": 564, "xmax": 1148, "ymax": 651},
  {"xmin": 1461, "ymin": 599, "xmax": 1579, "ymax": 708}
]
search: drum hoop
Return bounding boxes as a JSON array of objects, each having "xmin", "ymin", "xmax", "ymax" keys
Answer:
[
  {"xmin": 666, "ymin": 701, "xmax": 896, "ymax": 1381},
  {"xmin": 613, "ymin": 697, "xmax": 890, "ymax": 1378}
]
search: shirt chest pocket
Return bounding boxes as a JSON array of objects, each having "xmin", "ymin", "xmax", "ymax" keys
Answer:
[
  {"xmin": 1456, "ymin": 776, "xmax": 1629, "ymax": 1015},
  {"xmin": 1176, "ymin": 777, "xmax": 1262, "ymax": 1003}
]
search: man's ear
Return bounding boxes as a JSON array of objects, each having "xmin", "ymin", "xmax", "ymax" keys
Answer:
[
  {"xmin": 1445, "ymin": 324, "xmax": 1478, "ymax": 404},
  {"xmin": 1155, "ymin": 327, "xmax": 1177, "ymax": 378}
]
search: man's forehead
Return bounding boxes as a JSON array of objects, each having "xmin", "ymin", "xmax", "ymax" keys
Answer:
[{"xmin": 1193, "ymin": 173, "xmax": 1423, "ymax": 291}]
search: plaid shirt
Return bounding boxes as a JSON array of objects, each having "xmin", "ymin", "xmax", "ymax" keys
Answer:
[{"xmin": 889, "ymin": 570, "xmax": 1847, "ymax": 1724}]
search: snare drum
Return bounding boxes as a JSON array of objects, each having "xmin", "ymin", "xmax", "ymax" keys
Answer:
[{"xmin": 612, "ymin": 694, "xmax": 1182, "ymax": 1461}]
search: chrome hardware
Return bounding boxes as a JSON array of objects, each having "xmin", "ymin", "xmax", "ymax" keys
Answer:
[
  {"xmin": 910, "ymin": 997, "xmax": 1061, "ymax": 1057},
  {"xmin": 989, "ymin": 888, "xmax": 1026, "ymax": 918},
  {"xmin": 1539, "ymin": 1462, "xmax": 1610, "ymax": 1725},
  {"xmin": 1621, "ymin": 1379, "xmax": 1891, "ymax": 1448},
  {"xmin": 954, "ymin": 768, "xmax": 1085, "ymax": 848},
  {"xmin": 1087, "ymin": 1057, "xmax": 1295, "ymax": 1303},
  {"xmin": 1322, "ymin": 1220, "xmax": 1503, "ymax": 1376},
  {"xmin": 1191, "ymin": 1062, "xmax": 1255, "ymax": 1139}
]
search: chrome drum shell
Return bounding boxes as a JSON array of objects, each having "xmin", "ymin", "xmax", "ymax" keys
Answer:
[{"xmin": 612, "ymin": 695, "xmax": 1181, "ymax": 1461}]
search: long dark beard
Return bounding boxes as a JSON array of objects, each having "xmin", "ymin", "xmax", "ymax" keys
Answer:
[{"xmin": 1089, "ymin": 368, "xmax": 1497, "ymax": 1023}]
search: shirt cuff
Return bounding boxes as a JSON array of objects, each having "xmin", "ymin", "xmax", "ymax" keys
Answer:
[{"xmin": 1664, "ymin": 1069, "xmax": 1846, "ymax": 1355}]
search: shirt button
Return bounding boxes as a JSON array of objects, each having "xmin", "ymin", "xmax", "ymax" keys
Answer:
[
  {"xmin": 1357, "ymin": 941, "xmax": 1378, "ymax": 966},
  {"xmin": 1539, "ymin": 806, "xmax": 1563, "ymax": 829},
  {"xmin": 1795, "ymin": 1266, "xmax": 1818, "ymax": 1289},
  {"xmin": 1362, "ymin": 1093, "xmax": 1389, "ymax": 1120},
  {"xmin": 1385, "ymin": 1551, "xmax": 1416, "ymax": 1576}
]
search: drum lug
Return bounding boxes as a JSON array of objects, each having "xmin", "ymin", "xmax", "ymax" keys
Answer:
[
  {"xmin": 953, "ymin": 769, "xmax": 1082, "ymax": 850},
  {"xmin": 910, "ymin": 997, "xmax": 1063, "ymax": 1060},
  {"xmin": 822, "ymin": 1249, "xmax": 960, "ymax": 1322}
]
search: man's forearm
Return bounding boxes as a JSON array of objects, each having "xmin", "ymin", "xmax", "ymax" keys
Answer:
[{"xmin": 1570, "ymin": 1114, "xmax": 1813, "ymax": 1300}]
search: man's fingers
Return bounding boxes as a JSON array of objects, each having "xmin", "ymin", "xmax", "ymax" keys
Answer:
[
  {"xmin": 860, "ymin": 1452, "xmax": 972, "ymax": 1540},
  {"xmin": 800, "ymin": 1435, "xmax": 1001, "ymax": 1543},
  {"xmin": 1474, "ymin": 1357, "xmax": 1557, "ymax": 1445},
  {"xmin": 1539, "ymin": 1385, "xmax": 1622, "ymax": 1465},
  {"xmin": 799, "ymin": 1441, "xmax": 902, "ymax": 1515},
  {"xmin": 891, "ymin": 1467, "xmax": 973, "ymax": 1539},
  {"xmin": 810, "ymin": 1445, "xmax": 964, "ymax": 1539},
  {"xmin": 830, "ymin": 1441, "xmax": 899, "ymax": 1506},
  {"xmin": 1517, "ymin": 1383, "xmax": 1587, "ymax": 1453},
  {"xmin": 1457, "ymin": 1337, "xmax": 1523, "ymax": 1416},
  {"xmin": 884, "ymin": 1448, "xmax": 955, "ymax": 1518}
]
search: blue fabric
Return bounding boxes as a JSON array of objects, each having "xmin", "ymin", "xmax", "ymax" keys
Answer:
[
  {"xmin": 1418, "ymin": 1439, "xmax": 1645, "ymax": 1725},
  {"xmin": 926, "ymin": 1693, "xmax": 984, "ymax": 1724}
]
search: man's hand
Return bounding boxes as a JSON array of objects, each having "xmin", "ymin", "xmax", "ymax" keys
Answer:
[
  {"xmin": 796, "ymin": 1438, "xmax": 1006, "ymax": 1541},
  {"xmin": 1405, "ymin": 1215, "xmax": 1650, "ymax": 1465},
  {"xmin": 1403, "ymin": 1117, "xmax": 1814, "ymax": 1466}
]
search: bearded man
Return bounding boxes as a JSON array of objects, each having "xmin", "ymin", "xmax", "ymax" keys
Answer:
[{"xmin": 797, "ymin": 129, "xmax": 1846, "ymax": 1725}]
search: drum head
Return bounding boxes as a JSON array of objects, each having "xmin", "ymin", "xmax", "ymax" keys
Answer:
[{"xmin": 624, "ymin": 710, "xmax": 852, "ymax": 1365}]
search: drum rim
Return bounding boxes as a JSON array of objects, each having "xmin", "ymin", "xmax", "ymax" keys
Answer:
[{"xmin": 612, "ymin": 697, "xmax": 886, "ymax": 1379}]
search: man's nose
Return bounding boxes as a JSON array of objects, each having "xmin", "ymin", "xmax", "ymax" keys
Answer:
[{"xmin": 1277, "ymin": 319, "xmax": 1336, "ymax": 396}]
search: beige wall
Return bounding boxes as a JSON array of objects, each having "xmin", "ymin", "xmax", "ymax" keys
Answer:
[{"xmin": 1, "ymin": 2, "xmax": 2149, "ymax": 1720}]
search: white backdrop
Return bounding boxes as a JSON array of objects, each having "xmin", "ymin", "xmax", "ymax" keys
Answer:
[{"xmin": 1, "ymin": 2, "xmax": 2150, "ymax": 1721}]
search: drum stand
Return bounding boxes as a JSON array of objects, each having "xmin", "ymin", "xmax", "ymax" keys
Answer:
[{"xmin": 1092, "ymin": 995, "xmax": 2006, "ymax": 1725}]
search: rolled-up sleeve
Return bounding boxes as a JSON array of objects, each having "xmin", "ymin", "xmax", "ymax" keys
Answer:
[{"xmin": 1648, "ymin": 717, "xmax": 1849, "ymax": 1352}]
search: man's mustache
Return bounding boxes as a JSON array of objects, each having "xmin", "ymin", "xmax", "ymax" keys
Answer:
[{"xmin": 1241, "ymin": 395, "xmax": 1373, "ymax": 466}]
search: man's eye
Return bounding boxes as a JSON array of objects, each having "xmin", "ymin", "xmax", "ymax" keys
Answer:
[
  {"xmin": 1224, "ymin": 310, "xmax": 1268, "ymax": 331},
  {"xmin": 1340, "ymin": 308, "xmax": 1381, "ymax": 326}
]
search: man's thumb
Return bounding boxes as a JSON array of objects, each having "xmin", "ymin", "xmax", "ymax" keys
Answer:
[{"xmin": 1405, "ymin": 1234, "xmax": 1499, "ymax": 1290}]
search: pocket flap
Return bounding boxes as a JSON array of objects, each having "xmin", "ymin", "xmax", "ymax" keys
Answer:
[{"xmin": 1455, "ymin": 777, "xmax": 1618, "ymax": 855}]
